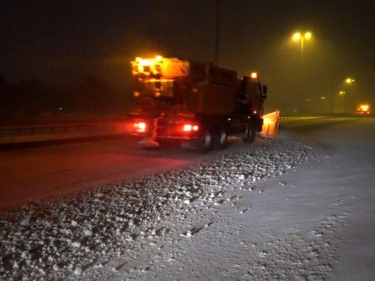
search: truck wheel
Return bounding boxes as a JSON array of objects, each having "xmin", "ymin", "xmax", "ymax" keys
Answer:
[
  {"xmin": 243, "ymin": 123, "xmax": 256, "ymax": 144},
  {"xmin": 197, "ymin": 129, "xmax": 214, "ymax": 154},
  {"xmin": 214, "ymin": 128, "xmax": 227, "ymax": 150}
]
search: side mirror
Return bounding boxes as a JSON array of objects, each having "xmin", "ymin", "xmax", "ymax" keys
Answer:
[
  {"xmin": 262, "ymin": 85, "xmax": 268, "ymax": 94},
  {"xmin": 262, "ymin": 85, "xmax": 268, "ymax": 100}
]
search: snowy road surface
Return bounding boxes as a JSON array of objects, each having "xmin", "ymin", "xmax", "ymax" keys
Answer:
[
  {"xmin": 0, "ymin": 138, "xmax": 206, "ymax": 213},
  {"xmin": 1, "ymin": 117, "xmax": 375, "ymax": 280}
]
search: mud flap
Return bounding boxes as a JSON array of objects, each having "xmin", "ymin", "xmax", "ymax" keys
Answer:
[{"xmin": 137, "ymin": 137, "xmax": 160, "ymax": 148}]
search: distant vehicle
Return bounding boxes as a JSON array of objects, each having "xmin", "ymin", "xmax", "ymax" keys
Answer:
[
  {"xmin": 355, "ymin": 103, "xmax": 371, "ymax": 115},
  {"xmin": 126, "ymin": 56, "xmax": 268, "ymax": 153}
]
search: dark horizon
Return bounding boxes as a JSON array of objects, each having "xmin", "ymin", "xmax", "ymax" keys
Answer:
[{"xmin": 1, "ymin": 0, "xmax": 375, "ymax": 114}]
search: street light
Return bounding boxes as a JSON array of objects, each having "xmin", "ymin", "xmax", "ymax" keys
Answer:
[
  {"xmin": 214, "ymin": 0, "xmax": 220, "ymax": 66},
  {"xmin": 339, "ymin": 91, "xmax": 346, "ymax": 113},
  {"xmin": 292, "ymin": 31, "xmax": 312, "ymax": 112},
  {"xmin": 344, "ymin": 78, "xmax": 355, "ymax": 114},
  {"xmin": 292, "ymin": 31, "xmax": 312, "ymax": 65},
  {"xmin": 346, "ymin": 78, "xmax": 355, "ymax": 84}
]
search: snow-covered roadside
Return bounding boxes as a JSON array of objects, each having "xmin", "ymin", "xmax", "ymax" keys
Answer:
[
  {"xmin": 0, "ymin": 122, "xmax": 374, "ymax": 280},
  {"xmin": 0, "ymin": 130, "xmax": 322, "ymax": 280}
]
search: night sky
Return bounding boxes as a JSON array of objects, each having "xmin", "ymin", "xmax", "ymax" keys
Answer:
[{"xmin": 1, "ymin": 0, "xmax": 375, "ymax": 113}]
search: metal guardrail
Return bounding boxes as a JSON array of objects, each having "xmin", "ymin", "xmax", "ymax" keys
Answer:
[
  {"xmin": 0, "ymin": 123, "xmax": 115, "ymax": 135},
  {"xmin": 0, "ymin": 118, "xmax": 130, "ymax": 145}
]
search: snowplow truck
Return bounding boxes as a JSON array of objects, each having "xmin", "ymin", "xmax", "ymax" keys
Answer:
[{"xmin": 128, "ymin": 56, "xmax": 267, "ymax": 153}]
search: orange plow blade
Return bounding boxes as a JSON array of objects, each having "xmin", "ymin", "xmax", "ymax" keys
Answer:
[{"xmin": 260, "ymin": 110, "xmax": 280, "ymax": 139}]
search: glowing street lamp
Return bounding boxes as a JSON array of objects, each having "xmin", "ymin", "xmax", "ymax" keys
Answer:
[
  {"xmin": 343, "ymin": 78, "xmax": 355, "ymax": 114},
  {"xmin": 345, "ymin": 78, "xmax": 355, "ymax": 84},
  {"xmin": 292, "ymin": 31, "xmax": 312, "ymax": 112},
  {"xmin": 292, "ymin": 32, "xmax": 312, "ymax": 65}
]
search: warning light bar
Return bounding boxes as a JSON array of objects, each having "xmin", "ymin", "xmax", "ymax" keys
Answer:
[
  {"xmin": 131, "ymin": 56, "xmax": 189, "ymax": 78},
  {"xmin": 250, "ymin": 72, "xmax": 258, "ymax": 79},
  {"xmin": 132, "ymin": 56, "xmax": 164, "ymax": 76}
]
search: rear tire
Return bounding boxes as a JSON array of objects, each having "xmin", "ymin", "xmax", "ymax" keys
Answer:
[
  {"xmin": 214, "ymin": 127, "xmax": 227, "ymax": 150},
  {"xmin": 197, "ymin": 129, "xmax": 214, "ymax": 154},
  {"xmin": 243, "ymin": 123, "xmax": 256, "ymax": 144}
]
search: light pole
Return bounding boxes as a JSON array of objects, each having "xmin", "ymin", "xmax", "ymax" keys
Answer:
[
  {"xmin": 292, "ymin": 31, "xmax": 312, "ymax": 113},
  {"xmin": 214, "ymin": 0, "xmax": 220, "ymax": 66},
  {"xmin": 344, "ymin": 78, "xmax": 355, "ymax": 114},
  {"xmin": 293, "ymin": 32, "xmax": 312, "ymax": 66},
  {"xmin": 339, "ymin": 91, "xmax": 346, "ymax": 113}
]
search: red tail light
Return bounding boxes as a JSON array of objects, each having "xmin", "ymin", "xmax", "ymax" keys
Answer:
[
  {"xmin": 183, "ymin": 124, "xmax": 199, "ymax": 132},
  {"xmin": 134, "ymin": 122, "xmax": 147, "ymax": 133}
]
